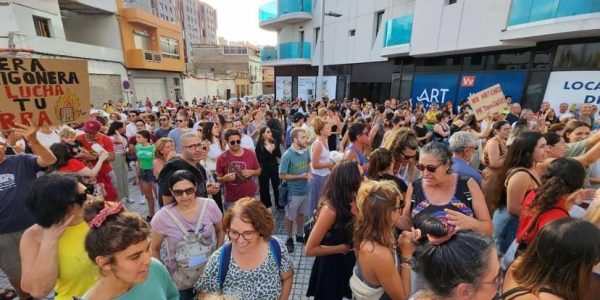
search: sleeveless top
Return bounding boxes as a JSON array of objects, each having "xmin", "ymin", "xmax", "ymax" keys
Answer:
[
  {"xmin": 347, "ymin": 144, "xmax": 367, "ymax": 166},
  {"xmin": 431, "ymin": 124, "xmax": 449, "ymax": 143},
  {"xmin": 483, "ymin": 136, "xmax": 507, "ymax": 169},
  {"xmin": 350, "ymin": 247, "xmax": 398, "ymax": 300},
  {"xmin": 56, "ymin": 222, "xmax": 99, "ymax": 300},
  {"xmin": 371, "ymin": 123, "xmax": 385, "ymax": 149},
  {"xmin": 410, "ymin": 176, "xmax": 474, "ymax": 224},
  {"xmin": 500, "ymin": 286, "xmax": 560, "ymax": 300},
  {"xmin": 311, "ymin": 139, "xmax": 331, "ymax": 176}
]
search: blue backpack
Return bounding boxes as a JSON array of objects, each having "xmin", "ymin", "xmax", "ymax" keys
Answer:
[{"xmin": 217, "ymin": 238, "xmax": 282, "ymax": 290}]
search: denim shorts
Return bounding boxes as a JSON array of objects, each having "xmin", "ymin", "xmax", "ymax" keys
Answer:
[{"xmin": 139, "ymin": 169, "xmax": 156, "ymax": 183}]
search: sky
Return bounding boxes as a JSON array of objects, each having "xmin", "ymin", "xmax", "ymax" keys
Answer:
[{"xmin": 201, "ymin": 0, "xmax": 277, "ymax": 46}]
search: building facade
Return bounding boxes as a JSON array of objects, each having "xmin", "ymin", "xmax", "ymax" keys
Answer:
[
  {"xmin": 118, "ymin": 0, "xmax": 186, "ymax": 104},
  {"xmin": 191, "ymin": 41, "xmax": 264, "ymax": 98},
  {"xmin": 260, "ymin": 0, "xmax": 600, "ymax": 111},
  {"xmin": 0, "ymin": 0, "xmax": 127, "ymax": 108}
]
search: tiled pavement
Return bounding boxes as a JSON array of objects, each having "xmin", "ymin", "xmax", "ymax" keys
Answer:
[{"xmin": 0, "ymin": 171, "xmax": 315, "ymax": 299}]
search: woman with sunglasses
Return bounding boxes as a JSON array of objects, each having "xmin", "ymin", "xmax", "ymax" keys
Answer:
[
  {"xmin": 399, "ymin": 142, "xmax": 492, "ymax": 235},
  {"xmin": 198, "ymin": 198, "xmax": 293, "ymax": 299},
  {"xmin": 350, "ymin": 180, "xmax": 419, "ymax": 300},
  {"xmin": 150, "ymin": 170, "xmax": 223, "ymax": 300},
  {"xmin": 411, "ymin": 217, "xmax": 500, "ymax": 300},
  {"xmin": 20, "ymin": 174, "xmax": 97, "ymax": 300},
  {"xmin": 382, "ymin": 127, "xmax": 420, "ymax": 185}
]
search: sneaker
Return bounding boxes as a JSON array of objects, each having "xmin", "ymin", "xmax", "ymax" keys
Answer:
[
  {"xmin": 285, "ymin": 237, "xmax": 295, "ymax": 253},
  {"xmin": 296, "ymin": 235, "xmax": 304, "ymax": 244},
  {"xmin": 139, "ymin": 196, "xmax": 146, "ymax": 204}
]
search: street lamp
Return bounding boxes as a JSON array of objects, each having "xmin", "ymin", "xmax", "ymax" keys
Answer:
[{"xmin": 316, "ymin": 0, "xmax": 342, "ymax": 101}]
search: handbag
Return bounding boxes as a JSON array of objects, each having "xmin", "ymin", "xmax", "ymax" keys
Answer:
[{"xmin": 303, "ymin": 209, "xmax": 317, "ymax": 242}]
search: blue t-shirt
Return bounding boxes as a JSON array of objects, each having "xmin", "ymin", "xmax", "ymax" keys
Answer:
[
  {"xmin": 155, "ymin": 127, "xmax": 173, "ymax": 140},
  {"xmin": 451, "ymin": 157, "xmax": 482, "ymax": 187},
  {"xmin": 0, "ymin": 154, "xmax": 40, "ymax": 234},
  {"xmin": 279, "ymin": 147, "xmax": 310, "ymax": 196},
  {"xmin": 81, "ymin": 258, "xmax": 178, "ymax": 300}
]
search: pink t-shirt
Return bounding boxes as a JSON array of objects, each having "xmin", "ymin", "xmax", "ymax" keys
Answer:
[
  {"xmin": 216, "ymin": 149, "xmax": 260, "ymax": 202},
  {"xmin": 151, "ymin": 197, "xmax": 222, "ymax": 273}
]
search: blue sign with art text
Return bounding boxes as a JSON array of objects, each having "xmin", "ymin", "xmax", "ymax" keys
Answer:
[{"xmin": 411, "ymin": 73, "xmax": 459, "ymax": 109}]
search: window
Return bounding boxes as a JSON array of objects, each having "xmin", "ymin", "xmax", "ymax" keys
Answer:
[
  {"xmin": 447, "ymin": 0, "xmax": 458, "ymax": 4},
  {"xmin": 314, "ymin": 27, "xmax": 320, "ymax": 45},
  {"xmin": 133, "ymin": 32, "xmax": 149, "ymax": 50},
  {"xmin": 375, "ymin": 11, "xmax": 384, "ymax": 37},
  {"xmin": 349, "ymin": 29, "xmax": 356, "ymax": 36},
  {"xmin": 173, "ymin": 78, "xmax": 180, "ymax": 86},
  {"xmin": 33, "ymin": 16, "xmax": 50, "ymax": 37},
  {"xmin": 160, "ymin": 36, "xmax": 180, "ymax": 59},
  {"xmin": 554, "ymin": 42, "xmax": 600, "ymax": 69}
]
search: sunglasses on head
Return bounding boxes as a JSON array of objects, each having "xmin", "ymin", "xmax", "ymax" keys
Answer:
[
  {"xmin": 415, "ymin": 163, "xmax": 444, "ymax": 173},
  {"xmin": 171, "ymin": 187, "xmax": 196, "ymax": 197},
  {"xmin": 229, "ymin": 139, "xmax": 241, "ymax": 145}
]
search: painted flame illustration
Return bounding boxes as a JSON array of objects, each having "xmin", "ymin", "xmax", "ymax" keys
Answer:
[{"xmin": 55, "ymin": 88, "xmax": 83, "ymax": 123}]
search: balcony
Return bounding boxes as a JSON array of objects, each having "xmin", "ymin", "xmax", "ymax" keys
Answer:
[
  {"xmin": 504, "ymin": 0, "xmax": 600, "ymax": 41},
  {"xmin": 59, "ymin": 0, "xmax": 117, "ymax": 15},
  {"xmin": 259, "ymin": 0, "xmax": 313, "ymax": 31},
  {"xmin": 260, "ymin": 42, "xmax": 311, "ymax": 66},
  {"xmin": 381, "ymin": 14, "xmax": 412, "ymax": 57},
  {"xmin": 508, "ymin": 0, "xmax": 600, "ymax": 26}
]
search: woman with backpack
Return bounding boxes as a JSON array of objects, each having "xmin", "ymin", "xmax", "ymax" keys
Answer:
[
  {"xmin": 198, "ymin": 198, "xmax": 293, "ymax": 300},
  {"xmin": 150, "ymin": 170, "xmax": 224, "ymax": 300}
]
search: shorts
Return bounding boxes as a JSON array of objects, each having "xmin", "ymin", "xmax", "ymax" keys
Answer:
[
  {"xmin": 0, "ymin": 230, "xmax": 25, "ymax": 279},
  {"xmin": 139, "ymin": 169, "xmax": 156, "ymax": 183},
  {"xmin": 286, "ymin": 195, "xmax": 310, "ymax": 221}
]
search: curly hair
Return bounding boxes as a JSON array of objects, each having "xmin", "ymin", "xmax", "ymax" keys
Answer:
[
  {"xmin": 354, "ymin": 180, "xmax": 403, "ymax": 250},
  {"xmin": 222, "ymin": 197, "xmax": 274, "ymax": 240}
]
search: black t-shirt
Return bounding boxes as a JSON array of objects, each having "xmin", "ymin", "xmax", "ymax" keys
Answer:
[{"xmin": 413, "ymin": 125, "xmax": 429, "ymax": 146}]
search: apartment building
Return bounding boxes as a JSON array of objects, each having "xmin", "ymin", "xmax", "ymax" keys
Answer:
[
  {"xmin": 0, "ymin": 0, "xmax": 127, "ymax": 107},
  {"xmin": 118, "ymin": 0, "xmax": 185, "ymax": 103},
  {"xmin": 259, "ymin": 0, "xmax": 600, "ymax": 111}
]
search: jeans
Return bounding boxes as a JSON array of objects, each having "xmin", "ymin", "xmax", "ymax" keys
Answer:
[{"xmin": 492, "ymin": 207, "xmax": 519, "ymax": 255}]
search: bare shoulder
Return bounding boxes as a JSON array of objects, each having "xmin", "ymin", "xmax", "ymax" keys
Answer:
[{"xmin": 22, "ymin": 225, "xmax": 42, "ymax": 244}]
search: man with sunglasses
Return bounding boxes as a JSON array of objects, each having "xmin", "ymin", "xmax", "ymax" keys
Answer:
[
  {"xmin": 155, "ymin": 114, "xmax": 174, "ymax": 139},
  {"xmin": 216, "ymin": 129, "xmax": 260, "ymax": 211},
  {"xmin": 168, "ymin": 114, "xmax": 191, "ymax": 154},
  {"xmin": 157, "ymin": 132, "xmax": 219, "ymax": 207}
]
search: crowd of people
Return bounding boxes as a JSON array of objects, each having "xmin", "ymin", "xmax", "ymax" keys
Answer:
[{"xmin": 0, "ymin": 95, "xmax": 599, "ymax": 300}]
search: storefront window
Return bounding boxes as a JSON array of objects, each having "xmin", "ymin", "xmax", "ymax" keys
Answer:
[
  {"xmin": 496, "ymin": 51, "xmax": 531, "ymax": 70},
  {"xmin": 553, "ymin": 42, "xmax": 600, "ymax": 69},
  {"xmin": 522, "ymin": 71, "xmax": 549, "ymax": 111}
]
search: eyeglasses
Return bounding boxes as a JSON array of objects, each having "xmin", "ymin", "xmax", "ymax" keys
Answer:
[
  {"xmin": 399, "ymin": 152, "xmax": 416, "ymax": 160},
  {"xmin": 177, "ymin": 119, "xmax": 185, "ymax": 123},
  {"xmin": 171, "ymin": 187, "xmax": 196, "ymax": 197},
  {"xmin": 415, "ymin": 163, "xmax": 444, "ymax": 173},
  {"xmin": 482, "ymin": 268, "xmax": 503, "ymax": 293},
  {"xmin": 227, "ymin": 229, "xmax": 257, "ymax": 241},
  {"xmin": 229, "ymin": 140, "xmax": 241, "ymax": 145},
  {"xmin": 182, "ymin": 143, "xmax": 206, "ymax": 150}
]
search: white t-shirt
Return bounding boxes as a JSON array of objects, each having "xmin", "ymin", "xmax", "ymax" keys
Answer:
[
  {"xmin": 36, "ymin": 130, "xmax": 61, "ymax": 148},
  {"xmin": 125, "ymin": 122, "xmax": 137, "ymax": 138}
]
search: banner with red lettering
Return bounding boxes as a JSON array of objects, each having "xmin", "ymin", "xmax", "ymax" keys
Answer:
[
  {"xmin": 468, "ymin": 84, "xmax": 508, "ymax": 121},
  {"xmin": 0, "ymin": 58, "xmax": 90, "ymax": 130}
]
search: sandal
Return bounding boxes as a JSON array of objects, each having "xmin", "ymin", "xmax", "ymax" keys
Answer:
[{"xmin": 0, "ymin": 288, "xmax": 17, "ymax": 300}]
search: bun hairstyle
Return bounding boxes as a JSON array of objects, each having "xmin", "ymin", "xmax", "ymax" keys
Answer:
[
  {"xmin": 367, "ymin": 148, "xmax": 393, "ymax": 178},
  {"xmin": 414, "ymin": 217, "xmax": 494, "ymax": 297},
  {"xmin": 354, "ymin": 180, "xmax": 403, "ymax": 250},
  {"xmin": 83, "ymin": 198, "xmax": 150, "ymax": 265}
]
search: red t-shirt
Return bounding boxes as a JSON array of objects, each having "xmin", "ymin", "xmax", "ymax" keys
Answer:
[
  {"xmin": 59, "ymin": 158, "xmax": 86, "ymax": 173},
  {"xmin": 75, "ymin": 133, "xmax": 114, "ymax": 174},
  {"xmin": 216, "ymin": 149, "xmax": 259, "ymax": 202},
  {"xmin": 516, "ymin": 191, "xmax": 569, "ymax": 245}
]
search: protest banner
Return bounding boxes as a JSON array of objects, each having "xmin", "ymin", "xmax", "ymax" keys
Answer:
[
  {"xmin": 468, "ymin": 84, "xmax": 508, "ymax": 121},
  {"xmin": 0, "ymin": 58, "xmax": 90, "ymax": 130}
]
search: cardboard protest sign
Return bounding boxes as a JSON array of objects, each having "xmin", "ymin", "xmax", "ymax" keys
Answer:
[
  {"xmin": 0, "ymin": 58, "xmax": 90, "ymax": 130},
  {"xmin": 468, "ymin": 84, "xmax": 508, "ymax": 121}
]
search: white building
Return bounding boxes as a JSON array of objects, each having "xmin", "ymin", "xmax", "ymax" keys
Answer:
[
  {"xmin": 0, "ymin": 0, "xmax": 128, "ymax": 108},
  {"xmin": 260, "ymin": 0, "xmax": 600, "ymax": 110}
]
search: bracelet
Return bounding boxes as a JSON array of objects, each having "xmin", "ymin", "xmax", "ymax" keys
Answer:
[{"xmin": 400, "ymin": 256, "xmax": 413, "ymax": 265}]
